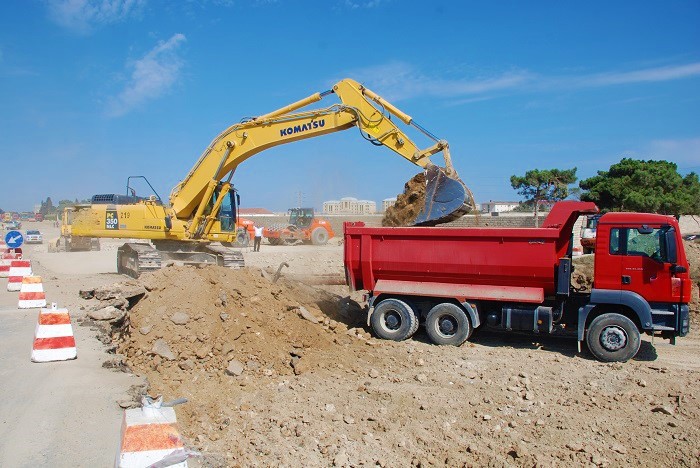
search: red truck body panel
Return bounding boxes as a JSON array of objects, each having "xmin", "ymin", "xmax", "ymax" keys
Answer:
[{"xmin": 345, "ymin": 201, "xmax": 598, "ymax": 300}]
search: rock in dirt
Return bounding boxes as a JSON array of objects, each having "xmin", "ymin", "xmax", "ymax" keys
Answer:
[
  {"xmin": 79, "ymin": 289, "xmax": 95, "ymax": 300},
  {"xmin": 151, "ymin": 339, "xmax": 176, "ymax": 360},
  {"xmin": 179, "ymin": 359, "xmax": 195, "ymax": 371},
  {"xmin": 170, "ymin": 312, "xmax": 190, "ymax": 325},
  {"xmin": 297, "ymin": 306, "xmax": 319, "ymax": 324},
  {"xmin": 651, "ymin": 405, "xmax": 674, "ymax": 415},
  {"xmin": 88, "ymin": 306, "xmax": 125, "ymax": 321},
  {"xmin": 226, "ymin": 359, "xmax": 245, "ymax": 376},
  {"xmin": 139, "ymin": 325, "xmax": 153, "ymax": 335},
  {"xmin": 95, "ymin": 283, "xmax": 147, "ymax": 301}
]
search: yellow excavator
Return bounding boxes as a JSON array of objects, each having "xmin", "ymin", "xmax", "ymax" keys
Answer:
[{"xmin": 64, "ymin": 78, "xmax": 474, "ymax": 277}]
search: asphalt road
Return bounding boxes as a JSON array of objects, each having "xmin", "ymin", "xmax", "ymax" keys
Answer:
[{"xmin": 0, "ymin": 290, "xmax": 140, "ymax": 466}]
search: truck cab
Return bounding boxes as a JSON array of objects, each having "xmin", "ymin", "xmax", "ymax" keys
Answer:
[{"xmin": 583, "ymin": 212, "xmax": 691, "ymax": 344}]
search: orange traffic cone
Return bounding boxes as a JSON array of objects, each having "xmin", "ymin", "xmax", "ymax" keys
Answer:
[
  {"xmin": 31, "ymin": 304, "xmax": 77, "ymax": 362},
  {"xmin": 7, "ymin": 260, "xmax": 31, "ymax": 291},
  {"xmin": 18, "ymin": 276, "xmax": 47, "ymax": 309},
  {"xmin": 115, "ymin": 396, "xmax": 193, "ymax": 467}
]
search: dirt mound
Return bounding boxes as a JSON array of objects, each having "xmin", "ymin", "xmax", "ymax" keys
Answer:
[
  {"xmin": 83, "ymin": 262, "xmax": 699, "ymax": 466},
  {"xmin": 572, "ymin": 254, "xmax": 595, "ymax": 292},
  {"xmin": 117, "ymin": 266, "xmax": 366, "ymax": 380},
  {"xmin": 382, "ymin": 172, "xmax": 426, "ymax": 226}
]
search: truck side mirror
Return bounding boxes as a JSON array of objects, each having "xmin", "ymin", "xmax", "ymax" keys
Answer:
[
  {"xmin": 236, "ymin": 193, "xmax": 241, "ymax": 206},
  {"xmin": 664, "ymin": 229, "xmax": 677, "ymax": 264}
]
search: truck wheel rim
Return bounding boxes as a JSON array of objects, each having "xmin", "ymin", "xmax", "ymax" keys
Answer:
[
  {"xmin": 437, "ymin": 315, "xmax": 457, "ymax": 337},
  {"xmin": 600, "ymin": 326, "xmax": 627, "ymax": 351},
  {"xmin": 384, "ymin": 311, "xmax": 401, "ymax": 331}
]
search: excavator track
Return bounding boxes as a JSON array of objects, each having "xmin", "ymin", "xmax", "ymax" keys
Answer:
[
  {"xmin": 203, "ymin": 244, "xmax": 245, "ymax": 269},
  {"xmin": 117, "ymin": 242, "xmax": 245, "ymax": 278},
  {"xmin": 117, "ymin": 243, "xmax": 162, "ymax": 279}
]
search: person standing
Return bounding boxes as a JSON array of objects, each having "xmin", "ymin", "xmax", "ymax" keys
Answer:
[{"xmin": 253, "ymin": 224, "xmax": 263, "ymax": 252}]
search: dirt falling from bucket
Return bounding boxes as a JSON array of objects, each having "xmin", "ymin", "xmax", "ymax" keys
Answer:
[{"xmin": 381, "ymin": 172, "xmax": 426, "ymax": 227}]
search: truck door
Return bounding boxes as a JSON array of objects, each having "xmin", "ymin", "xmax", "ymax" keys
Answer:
[{"xmin": 610, "ymin": 226, "xmax": 672, "ymax": 303}]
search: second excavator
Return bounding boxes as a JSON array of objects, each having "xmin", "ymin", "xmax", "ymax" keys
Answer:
[{"xmin": 64, "ymin": 78, "xmax": 474, "ymax": 277}]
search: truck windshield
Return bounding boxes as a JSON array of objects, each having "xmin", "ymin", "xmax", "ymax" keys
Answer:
[{"xmin": 610, "ymin": 227, "xmax": 671, "ymax": 262}]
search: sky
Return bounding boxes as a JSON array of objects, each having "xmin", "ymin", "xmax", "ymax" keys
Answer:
[{"xmin": 0, "ymin": 0, "xmax": 699, "ymax": 212}]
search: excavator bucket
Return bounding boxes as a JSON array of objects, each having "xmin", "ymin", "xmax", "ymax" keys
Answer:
[{"xmin": 413, "ymin": 164, "xmax": 474, "ymax": 226}]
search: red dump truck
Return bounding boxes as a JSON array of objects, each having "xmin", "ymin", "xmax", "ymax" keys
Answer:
[{"xmin": 344, "ymin": 201, "xmax": 692, "ymax": 362}]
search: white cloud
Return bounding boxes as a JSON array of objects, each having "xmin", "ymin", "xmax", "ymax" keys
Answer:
[
  {"xmin": 106, "ymin": 33, "xmax": 187, "ymax": 117},
  {"xmin": 344, "ymin": 0, "xmax": 386, "ymax": 8},
  {"xmin": 46, "ymin": 0, "xmax": 145, "ymax": 34},
  {"xmin": 580, "ymin": 63, "xmax": 700, "ymax": 87},
  {"xmin": 340, "ymin": 60, "xmax": 700, "ymax": 103},
  {"xmin": 339, "ymin": 62, "xmax": 531, "ymax": 101}
]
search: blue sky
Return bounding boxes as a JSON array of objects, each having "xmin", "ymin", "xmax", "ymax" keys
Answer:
[{"xmin": 1, "ymin": 0, "xmax": 698, "ymax": 212}]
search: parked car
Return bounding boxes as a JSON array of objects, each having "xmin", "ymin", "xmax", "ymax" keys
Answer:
[
  {"xmin": 25, "ymin": 230, "xmax": 43, "ymax": 244},
  {"xmin": 3, "ymin": 220, "xmax": 21, "ymax": 230}
]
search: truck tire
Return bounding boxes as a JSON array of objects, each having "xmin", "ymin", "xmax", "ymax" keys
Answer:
[
  {"xmin": 371, "ymin": 298, "xmax": 418, "ymax": 342},
  {"xmin": 311, "ymin": 227, "xmax": 329, "ymax": 245},
  {"xmin": 586, "ymin": 313, "xmax": 641, "ymax": 362},
  {"xmin": 425, "ymin": 303, "xmax": 471, "ymax": 346}
]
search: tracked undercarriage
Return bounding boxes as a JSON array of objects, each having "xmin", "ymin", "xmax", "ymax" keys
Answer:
[{"xmin": 117, "ymin": 240, "xmax": 245, "ymax": 278}]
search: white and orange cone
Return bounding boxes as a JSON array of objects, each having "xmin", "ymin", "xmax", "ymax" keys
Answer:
[
  {"xmin": 0, "ymin": 259, "xmax": 10, "ymax": 278},
  {"xmin": 115, "ymin": 396, "xmax": 192, "ymax": 467},
  {"xmin": 7, "ymin": 260, "xmax": 32, "ymax": 291},
  {"xmin": 31, "ymin": 304, "xmax": 77, "ymax": 362},
  {"xmin": 18, "ymin": 275, "xmax": 47, "ymax": 308}
]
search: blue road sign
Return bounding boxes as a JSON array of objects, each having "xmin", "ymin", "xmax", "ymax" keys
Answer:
[{"xmin": 5, "ymin": 230, "xmax": 24, "ymax": 248}]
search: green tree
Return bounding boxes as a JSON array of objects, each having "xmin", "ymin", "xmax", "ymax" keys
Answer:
[
  {"xmin": 510, "ymin": 168, "xmax": 578, "ymax": 227},
  {"xmin": 579, "ymin": 158, "xmax": 700, "ymax": 215}
]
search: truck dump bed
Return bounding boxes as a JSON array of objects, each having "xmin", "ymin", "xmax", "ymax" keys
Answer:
[{"xmin": 344, "ymin": 201, "xmax": 598, "ymax": 301}]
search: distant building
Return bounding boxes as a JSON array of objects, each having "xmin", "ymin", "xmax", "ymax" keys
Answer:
[
  {"xmin": 382, "ymin": 197, "xmax": 397, "ymax": 212},
  {"xmin": 323, "ymin": 197, "xmax": 377, "ymax": 215},
  {"xmin": 481, "ymin": 200, "xmax": 520, "ymax": 213}
]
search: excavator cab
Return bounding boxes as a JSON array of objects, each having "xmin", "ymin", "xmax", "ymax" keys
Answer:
[{"xmin": 212, "ymin": 186, "xmax": 239, "ymax": 232}]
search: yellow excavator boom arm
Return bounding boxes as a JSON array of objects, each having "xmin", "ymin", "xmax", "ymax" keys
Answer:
[{"xmin": 170, "ymin": 78, "xmax": 457, "ymax": 236}]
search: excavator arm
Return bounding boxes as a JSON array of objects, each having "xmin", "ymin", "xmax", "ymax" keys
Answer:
[{"xmin": 171, "ymin": 78, "xmax": 473, "ymax": 238}]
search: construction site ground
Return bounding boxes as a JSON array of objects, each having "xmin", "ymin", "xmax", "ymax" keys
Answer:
[{"xmin": 1, "ymin": 221, "xmax": 699, "ymax": 467}]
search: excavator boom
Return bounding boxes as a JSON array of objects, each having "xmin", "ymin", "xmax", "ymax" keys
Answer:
[{"xmin": 171, "ymin": 78, "xmax": 473, "ymax": 230}]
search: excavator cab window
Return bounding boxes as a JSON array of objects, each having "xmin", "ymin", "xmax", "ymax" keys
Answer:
[{"xmin": 217, "ymin": 190, "xmax": 236, "ymax": 232}]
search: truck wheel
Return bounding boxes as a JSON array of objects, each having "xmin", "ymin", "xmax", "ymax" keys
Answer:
[
  {"xmin": 586, "ymin": 313, "xmax": 641, "ymax": 362},
  {"xmin": 371, "ymin": 298, "xmax": 418, "ymax": 341},
  {"xmin": 311, "ymin": 227, "xmax": 329, "ymax": 245},
  {"xmin": 425, "ymin": 303, "xmax": 471, "ymax": 346}
]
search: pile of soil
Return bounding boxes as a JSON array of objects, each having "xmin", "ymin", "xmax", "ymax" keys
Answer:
[
  {"xmin": 382, "ymin": 172, "xmax": 426, "ymax": 227},
  {"xmin": 572, "ymin": 255, "xmax": 595, "ymax": 292},
  {"xmin": 116, "ymin": 266, "xmax": 366, "ymax": 379}
]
